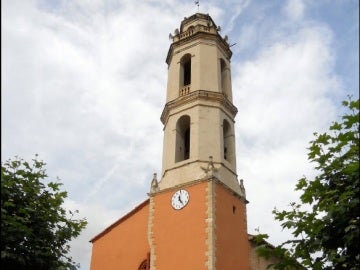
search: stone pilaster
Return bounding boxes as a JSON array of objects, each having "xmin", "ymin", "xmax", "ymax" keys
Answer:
[
  {"xmin": 148, "ymin": 196, "xmax": 156, "ymax": 270},
  {"xmin": 205, "ymin": 179, "xmax": 216, "ymax": 270}
]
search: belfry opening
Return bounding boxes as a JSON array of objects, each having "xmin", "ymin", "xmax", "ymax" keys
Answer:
[
  {"xmin": 180, "ymin": 54, "xmax": 192, "ymax": 87},
  {"xmin": 175, "ymin": 115, "xmax": 190, "ymax": 162}
]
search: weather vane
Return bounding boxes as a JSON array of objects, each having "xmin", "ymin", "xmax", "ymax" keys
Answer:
[{"xmin": 194, "ymin": 0, "xmax": 200, "ymax": 12}]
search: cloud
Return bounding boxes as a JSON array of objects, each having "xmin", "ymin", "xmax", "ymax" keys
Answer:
[
  {"xmin": 233, "ymin": 6, "xmax": 343, "ymax": 244},
  {"xmin": 234, "ymin": 24, "xmax": 339, "ymax": 141},
  {"xmin": 283, "ymin": 0, "xmax": 305, "ymax": 21},
  {"xmin": 2, "ymin": 0, "xmax": 197, "ymax": 267},
  {"xmin": 221, "ymin": 0, "xmax": 250, "ymax": 33}
]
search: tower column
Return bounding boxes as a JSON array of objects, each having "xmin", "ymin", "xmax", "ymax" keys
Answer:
[{"xmin": 150, "ymin": 13, "xmax": 249, "ymax": 270}]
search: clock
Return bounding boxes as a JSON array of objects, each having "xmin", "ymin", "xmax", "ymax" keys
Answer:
[{"xmin": 171, "ymin": 189, "xmax": 189, "ymax": 210}]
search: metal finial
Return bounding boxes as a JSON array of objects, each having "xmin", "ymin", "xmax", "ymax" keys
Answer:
[{"xmin": 194, "ymin": 0, "xmax": 200, "ymax": 12}]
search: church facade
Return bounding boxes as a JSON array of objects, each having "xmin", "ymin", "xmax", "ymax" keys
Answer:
[{"xmin": 90, "ymin": 13, "xmax": 278, "ymax": 270}]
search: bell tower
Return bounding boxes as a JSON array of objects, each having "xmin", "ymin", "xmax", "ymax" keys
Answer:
[
  {"xmin": 149, "ymin": 13, "xmax": 249, "ymax": 270},
  {"xmin": 89, "ymin": 13, "xmax": 252, "ymax": 270},
  {"xmin": 160, "ymin": 13, "xmax": 241, "ymax": 194}
]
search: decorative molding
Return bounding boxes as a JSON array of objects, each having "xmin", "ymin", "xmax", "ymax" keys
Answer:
[
  {"xmin": 148, "ymin": 177, "xmax": 211, "ymax": 197},
  {"xmin": 239, "ymin": 179, "xmax": 246, "ymax": 199},
  {"xmin": 166, "ymin": 27, "xmax": 231, "ymax": 65},
  {"xmin": 150, "ymin": 173, "xmax": 159, "ymax": 193},
  {"xmin": 201, "ymin": 156, "xmax": 219, "ymax": 178},
  {"xmin": 174, "ymin": 41, "xmax": 203, "ymax": 56},
  {"xmin": 179, "ymin": 13, "xmax": 218, "ymax": 33},
  {"xmin": 161, "ymin": 158, "xmax": 238, "ymax": 181},
  {"xmin": 160, "ymin": 90, "xmax": 238, "ymax": 125},
  {"xmin": 161, "ymin": 102, "xmax": 236, "ymax": 128}
]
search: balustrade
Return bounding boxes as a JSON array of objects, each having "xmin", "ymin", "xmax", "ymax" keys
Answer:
[{"xmin": 179, "ymin": 85, "xmax": 191, "ymax": 96}]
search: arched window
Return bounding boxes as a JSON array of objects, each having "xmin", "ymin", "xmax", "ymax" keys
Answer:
[
  {"xmin": 180, "ymin": 54, "xmax": 192, "ymax": 87},
  {"xmin": 175, "ymin": 115, "xmax": 191, "ymax": 162},
  {"xmin": 220, "ymin": 58, "xmax": 229, "ymax": 98},
  {"xmin": 138, "ymin": 260, "xmax": 148, "ymax": 270},
  {"xmin": 138, "ymin": 253, "xmax": 150, "ymax": 270},
  {"xmin": 223, "ymin": 119, "xmax": 234, "ymax": 163},
  {"xmin": 187, "ymin": 25, "xmax": 195, "ymax": 35}
]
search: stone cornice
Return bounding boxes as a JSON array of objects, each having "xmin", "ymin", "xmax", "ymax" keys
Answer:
[
  {"xmin": 179, "ymin": 13, "xmax": 218, "ymax": 33},
  {"xmin": 148, "ymin": 177, "xmax": 211, "ymax": 197},
  {"xmin": 160, "ymin": 90, "xmax": 238, "ymax": 125},
  {"xmin": 166, "ymin": 28, "xmax": 232, "ymax": 65},
  {"xmin": 148, "ymin": 176, "xmax": 247, "ymax": 203},
  {"xmin": 161, "ymin": 158, "xmax": 238, "ymax": 180}
]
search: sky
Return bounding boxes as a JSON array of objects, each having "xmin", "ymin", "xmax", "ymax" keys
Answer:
[{"xmin": 1, "ymin": 0, "xmax": 359, "ymax": 269}]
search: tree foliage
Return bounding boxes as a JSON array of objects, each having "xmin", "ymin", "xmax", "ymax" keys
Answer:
[
  {"xmin": 255, "ymin": 97, "xmax": 360, "ymax": 269},
  {"xmin": 1, "ymin": 155, "xmax": 87, "ymax": 270}
]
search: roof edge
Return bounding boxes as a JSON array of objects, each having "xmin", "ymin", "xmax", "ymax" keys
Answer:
[{"xmin": 90, "ymin": 199, "xmax": 150, "ymax": 243}]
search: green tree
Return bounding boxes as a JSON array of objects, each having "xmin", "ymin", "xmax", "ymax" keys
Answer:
[
  {"xmin": 255, "ymin": 97, "xmax": 359, "ymax": 269},
  {"xmin": 1, "ymin": 155, "xmax": 87, "ymax": 270}
]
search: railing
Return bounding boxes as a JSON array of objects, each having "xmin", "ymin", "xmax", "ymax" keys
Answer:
[
  {"xmin": 179, "ymin": 29, "xmax": 194, "ymax": 39},
  {"xmin": 177, "ymin": 25, "xmax": 212, "ymax": 41},
  {"xmin": 179, "ymin": 85, "xmax": 191, "ymax": 96}
]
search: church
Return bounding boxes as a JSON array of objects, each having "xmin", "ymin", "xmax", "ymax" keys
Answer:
[{"xmin": 90, "ymin": 13, "xmax": 279, "ymax": 270}]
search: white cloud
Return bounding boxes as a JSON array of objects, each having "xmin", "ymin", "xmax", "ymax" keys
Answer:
[
  {"xmin": 222, "ymin": 0, "xmax": 250, "ymax": 33},
  {"xmin": 283, "ymin": 0, "xmax": 305, "ymax": 21},
  {"xmin": 233, "ymin": 7, "xmax": 343, "ymax": 246},
  {"xmin": 234, "ymin": 26, "xmax": 338, "ymax": 145}
]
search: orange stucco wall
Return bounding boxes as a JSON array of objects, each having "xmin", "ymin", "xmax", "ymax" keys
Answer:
[
  {"xmin": 151, "ymin": 182, "xmax": 208, "ymax": 269},
  {"xmin": 215, "ymin": 182, "xmax": 250, "ymax": 270},
  {"xmin": 90, "ymin": 201, "xmax": 150, "ymax": 270},
  {"xmin": 90, "ymin": 181, "xmax": 252, "ymax": 270}
]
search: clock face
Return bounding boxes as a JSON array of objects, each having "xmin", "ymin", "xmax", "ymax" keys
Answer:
[{"xmin": 171, "ymin": 189, "xmax": 190, "ymax": 210}]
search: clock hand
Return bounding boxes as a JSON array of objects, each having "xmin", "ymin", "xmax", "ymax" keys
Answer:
[{"xmin": 178, "ymin": 194, "xmax": 183, "ymax": 204}]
